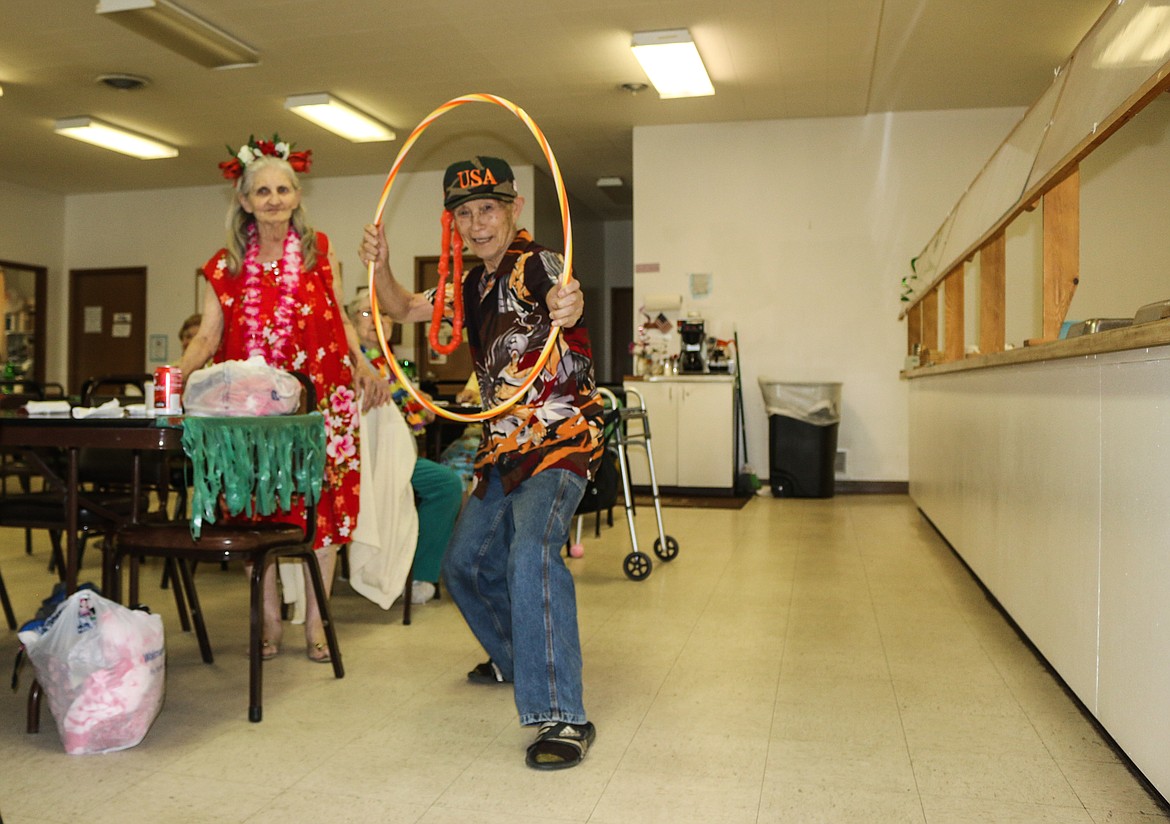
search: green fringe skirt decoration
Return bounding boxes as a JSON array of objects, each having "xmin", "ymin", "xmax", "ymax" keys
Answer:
[{"xmin": 181, "ymin": 413, "xmax": 326, "ymax": 538}]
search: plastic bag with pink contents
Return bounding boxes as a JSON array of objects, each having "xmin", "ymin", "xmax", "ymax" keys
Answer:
[
  {"xmin": 19, "ymin": 590, "xmax": 165, "ymax": 754},
  {"xmin": 183, "ymin": 356, "xmax": 303, "ymax": 417}
]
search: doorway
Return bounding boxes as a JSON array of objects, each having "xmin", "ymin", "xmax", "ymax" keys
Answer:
[
  {"xmin": 69, "ymin": 267, "xmax": 147, "ymax": 394},
  {"xmin": 0, "ymin": 259, "xmax": 47, "ymax": 386},
  {"xmin": 609, "ymin": 286, "xmax": 633, "ymax": 382},
  {"xmin": 414, "ymin": 256, "xmax": 478, "ymax": 399}
]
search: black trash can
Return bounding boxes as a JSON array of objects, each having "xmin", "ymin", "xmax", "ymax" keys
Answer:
[{"xmin": 759, "ymin": 380, "xmax": 842, "ymax": 498}]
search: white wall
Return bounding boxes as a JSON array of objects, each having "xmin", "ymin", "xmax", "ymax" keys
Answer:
[
  {"xmin": 55, "ymin": 165, "xmax": 540, "ymax": 382},
  {"xmin": 0, "ymin": 181, "xmax": 65, "ymax": 266},
  {"xmin": 0, "ymin": 181, "xmax": 66, "ymax": 372},
  {"xmin": 633, "ymin": 109, "xmax": 1025, "ymax": 482}
]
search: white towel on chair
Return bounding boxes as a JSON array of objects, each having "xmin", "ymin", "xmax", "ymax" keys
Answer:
[{"xmin": 347, "ymin": 403, "xmax": 418, "ymax": 609}]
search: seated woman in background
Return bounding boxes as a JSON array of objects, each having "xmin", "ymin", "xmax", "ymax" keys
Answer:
[
  {"xmin": 178, "ymin": 313, "xmax": 202, "ymax": 353},
  {"xmin": 349, "ymin": 292, "xmax": 462, "ymax": 603}
]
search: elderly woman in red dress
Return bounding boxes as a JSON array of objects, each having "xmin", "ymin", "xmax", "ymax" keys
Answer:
[{"xmin": 181, "ymin": 136, "xmax": 389, "ymax": 662}]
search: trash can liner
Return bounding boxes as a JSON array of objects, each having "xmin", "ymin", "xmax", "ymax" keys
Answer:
[{"xmin": 758, "ymin": 379, "xmax": 841, "ymax": 426}]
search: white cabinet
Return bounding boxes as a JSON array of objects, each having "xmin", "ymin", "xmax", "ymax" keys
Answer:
[{"xmin": 622, "ymin": 377, "xmax": 735, "ymax": 491}]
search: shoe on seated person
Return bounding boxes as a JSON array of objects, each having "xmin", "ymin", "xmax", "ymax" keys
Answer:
[{"xmin": 410, "ymin": 581, "xmax": 436, "ymax": 604}]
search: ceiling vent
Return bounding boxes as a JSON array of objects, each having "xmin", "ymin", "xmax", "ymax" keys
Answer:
[{"xmin": 97, "ymin": 73, "xmax": 150, "ymax": 91}]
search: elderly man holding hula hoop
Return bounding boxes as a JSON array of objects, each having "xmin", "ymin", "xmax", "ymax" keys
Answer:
[{"xmin": 360, "ymin": 156, "xmax": 602, "ymax": 770}]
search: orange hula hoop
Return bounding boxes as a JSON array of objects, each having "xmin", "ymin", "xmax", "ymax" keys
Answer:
[{"xmin": 367, "ymin": 93, "xmax": 573, "ymax": 423}]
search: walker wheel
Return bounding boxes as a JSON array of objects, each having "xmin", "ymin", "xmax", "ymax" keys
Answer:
[
  {"xmin": 623, "ymin": 552, "xmax": 652, "ymax": 581},
  {"xmin": 654, "ymin": 536, "xmax": 679, "ymax": 561}
]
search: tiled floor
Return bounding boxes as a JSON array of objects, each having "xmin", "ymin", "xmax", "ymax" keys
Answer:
[{"xmin": 1, "ymin": 494, "xmax": 1168, "ymax": 823}]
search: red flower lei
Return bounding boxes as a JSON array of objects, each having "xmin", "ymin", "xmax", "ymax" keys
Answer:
[{"xmin": 242, "ymin": 224, "xmax": 301, "ymax": 365}]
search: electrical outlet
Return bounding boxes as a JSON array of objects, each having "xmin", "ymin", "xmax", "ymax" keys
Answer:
[{"xmin": 835, "ymin": 449, "xmax": 848, "ymax": 476}]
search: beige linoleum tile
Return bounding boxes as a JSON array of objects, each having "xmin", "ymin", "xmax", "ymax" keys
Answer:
[
  {"xmin": 3, "ymin": 494, "xmax": 1168, "ymax": 823},
  {"xmin": 773, "ymin": 672, "xmax": 898, "ymax": 713},
  {"xmin": 900, "ymin": 706, "xmax": 1050, "ymax": 759},
  {"xmin": 910, "ymin": 748, "xmax": 1083, "ymax": 807},
  {"xmin": 82, "ymin": 772, "xmax": 282, "ymax": 824},
  {"xmin": 589, "ymin": 769, "xmax": 762, "ymax": 824},
  {"xmin": 918, "ymin": 794, "xmax": 1094, "ymax": 823},
  {"xmin": 771, "ymin": 701, "xmax": 907, "ymax": 751},
  {"xmin": 765, "ymin": 739, "xmax": 918, "ymax": 797},
  {"xmin": 1027, "ymin": 708, "xmax": 1125, "ymax": 766},
  {"xmin": 1087, "ymin": 810, "xmax": 1170, "ymax": 823},
  {"xmin": 759, "ymin": 785, "xmax": 927, "ymax": 824},
  {"xmin": 1059, "ymin": 759, "xmax": 1170, "ymax": 816}
]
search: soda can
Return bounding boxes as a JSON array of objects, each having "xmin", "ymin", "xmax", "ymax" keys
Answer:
[{"xmin": 153, "ymin": 365, "xmax": 183, "ymax": 415}]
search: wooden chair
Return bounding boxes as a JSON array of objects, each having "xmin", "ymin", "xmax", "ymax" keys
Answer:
[
  {"xmin": 0, "ymin": 384, "xmax": 47, "ymax": 557},
  {"xmin": 0, "ymin": 551, "xmax": 16, "ymax": 629},
  {"xmin": 0, "ymin": 385, "xmax": 142, "ymax": 583},
  {"xmin": 78, "ymin": 373, "xmax": 151, "ymax": 405},
  {"xmin": 108, "ymin": 374, "xmax": 343, "ymax": 722}
]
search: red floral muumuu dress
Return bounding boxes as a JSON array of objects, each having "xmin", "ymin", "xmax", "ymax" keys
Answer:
[{"xmin": 201, "ymin": 231, "xmax": 359, "ymax": 549}]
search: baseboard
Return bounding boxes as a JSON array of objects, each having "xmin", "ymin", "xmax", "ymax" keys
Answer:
[{"xmin": 834, "ymin": 480, "xmax": 909, "ymax": 495}]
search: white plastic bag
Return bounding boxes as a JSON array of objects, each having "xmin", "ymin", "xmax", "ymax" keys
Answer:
[
  {"xmin": 184, "ymin": 356, "xmax": 303, "ymax": 417},
  {"xmin": 19, "ymin": 590, "xmax": 166, "ymax": 755}
]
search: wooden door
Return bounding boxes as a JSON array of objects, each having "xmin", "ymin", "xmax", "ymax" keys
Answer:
[
  {"xmin": 414, "ymin": 256, "xmax": 476, "ymax": 397},
  {"xmin": 69, "ymin": 267, "xmax": 147, "ymax": 394}
]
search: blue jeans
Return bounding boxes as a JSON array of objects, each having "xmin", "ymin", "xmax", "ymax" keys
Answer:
[{"xmin": 442, "ymin": 468, "xmax": 588, "ymax": 726}]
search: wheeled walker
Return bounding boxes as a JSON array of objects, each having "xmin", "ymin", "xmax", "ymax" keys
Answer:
[{"xmin": 600, "ymin": 386, "xmax": 678, "ymax": 580}]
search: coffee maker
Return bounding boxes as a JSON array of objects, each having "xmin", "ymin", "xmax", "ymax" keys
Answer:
[{"xmin": 677, "ymin": 318, "xmax": 706, "ymax": 373}]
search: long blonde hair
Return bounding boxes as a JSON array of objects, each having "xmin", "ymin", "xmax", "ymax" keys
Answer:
[{"xmin": 224, "ymin": 155, "xmax": 319, "ymax": 275}]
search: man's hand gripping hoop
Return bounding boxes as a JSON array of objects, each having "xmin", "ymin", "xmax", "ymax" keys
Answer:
[{"xmin": 367, "ymin": 93, "xmax": 574, "ymax": 423}]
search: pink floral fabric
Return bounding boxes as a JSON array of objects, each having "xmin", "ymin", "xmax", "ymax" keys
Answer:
[{"xmin": 202, "ymin": 231, "xmax": 359, "ymax": 548}]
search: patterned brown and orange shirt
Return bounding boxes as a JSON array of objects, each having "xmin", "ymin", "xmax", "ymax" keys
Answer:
[{"xmin": 431, "ymin": 228, "xmax": 602, "ymax": 497}]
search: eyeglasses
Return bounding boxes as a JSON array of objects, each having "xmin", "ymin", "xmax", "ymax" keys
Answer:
[{"xmin": 453, "ymin": 200, "xmax": 506, "ymax": 222}]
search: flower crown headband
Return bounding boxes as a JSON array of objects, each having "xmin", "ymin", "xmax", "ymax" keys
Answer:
[{"xmin": 218, "ymin": 133, "xmax": 312, "ymax": 182}]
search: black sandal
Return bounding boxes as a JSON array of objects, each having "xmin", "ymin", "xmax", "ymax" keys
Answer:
[
  {"xmin": 525, "ymin": 721, "xmax": 596, "ymax": 770},
  {"xmin": 467, "ymin": 659, "xmax": 508, "ymax": 684}
]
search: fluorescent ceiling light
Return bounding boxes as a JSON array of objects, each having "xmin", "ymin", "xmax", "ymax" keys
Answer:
[
  {"xmin": 96, "ymin": 0, "xmax": 259, "ymax": 70},
  {"xmin": 1095, "ymin": 5, "xmax": 1170, "ymax": 67},
  {"xmin": 54, "ymin": 116, "xmax": 178, "ymax": 159},
  {"xmin": 596, "ymin": 176, "xmax": 624, "ymax": 188},
  {"xmin": 631, "ymin": 29, "xmax": 714, "ymax": 99},
  {"xmin": 284, "ymin": 93, "xmax": 395, "ymax": 143}
]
